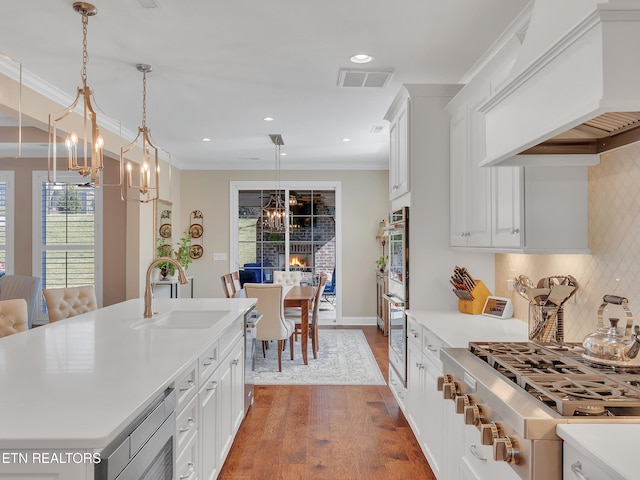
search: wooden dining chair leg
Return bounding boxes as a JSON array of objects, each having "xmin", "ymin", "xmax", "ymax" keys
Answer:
[
  {"xmin": 277, "ymin": 340, "xmax": 284, "ymax": 372},
  {"xmin": 262, "ymin": 341, "xmax": 266, "ymax": 358},
  {"xmin": 289, "ymin": 334, "xmax": 294, "ymax": 360}
]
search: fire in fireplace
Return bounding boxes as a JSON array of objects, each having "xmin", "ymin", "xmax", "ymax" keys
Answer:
[{"xmin": 289, "ymin": 254, "xmax": 310, "ymax": 268}]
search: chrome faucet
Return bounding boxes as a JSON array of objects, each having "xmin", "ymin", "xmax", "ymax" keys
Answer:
[{"xmin": 144, "ymin": 257, "xmax": 188, "ymax": 318}]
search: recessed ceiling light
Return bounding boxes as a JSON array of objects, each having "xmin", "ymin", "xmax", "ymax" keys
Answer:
[
  {"xmin": 342, "ymin": 138, "xmax": 351, "ymax": 142},
  {"xmin": 350, "ymin": 54, "xmax": 373, "ymax": 64},
  {"xmin": 202, "ymin": 138, "xmax": 211, "ymax": 142},
  {"xmin": 263, "ymin": 117, "xmax": 274, "ymax": 122}
]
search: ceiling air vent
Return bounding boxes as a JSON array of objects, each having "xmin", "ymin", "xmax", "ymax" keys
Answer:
[{"xmin": 337, "ymin": 68, "xmax": 394, "ymax": 88}]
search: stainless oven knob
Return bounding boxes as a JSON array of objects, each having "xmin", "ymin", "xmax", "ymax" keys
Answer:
[
  {"xmin": 437, "ymin": 374, "xmax": 452, "ymax": 391},
  {"xmin": 464, "ymin": 404, "xmax": 484, "ymax": 426},
  {"xmin": 455, "ymin": 394, "xmax": 473, "ymax": 414},
  {"xmin": 442, "ymin": 382, "xmax": 459, "ymax": 400},
  {"xmin": 493, "ymin": 436, "xmax": 520, "ymax": 464},
  {"xmin": 480, "ymin": 422, "xmax": 504, "ymax": 446}
]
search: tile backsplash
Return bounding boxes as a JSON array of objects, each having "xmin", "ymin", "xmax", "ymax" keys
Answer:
[{"xmin": 495, "ymin": 142, "xmax": 640, "ymax": 342}]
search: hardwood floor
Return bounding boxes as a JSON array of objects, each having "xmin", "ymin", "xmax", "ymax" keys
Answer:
[{"xmin": 218, "ymin": 326, "xmax": 436, "ymax": 480}]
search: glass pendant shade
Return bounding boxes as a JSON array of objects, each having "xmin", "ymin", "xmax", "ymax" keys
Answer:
[{"xmin": 47, "ymin": 2, "xmax": 122, "ymax": 187}]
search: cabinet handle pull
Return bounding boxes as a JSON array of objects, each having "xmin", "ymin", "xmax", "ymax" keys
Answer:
[
  {"xmin": 426, "ymin": 344, "xmax": 437, "ymax": 352},
  {"xmin": 570, "ymin": 461, "xmax": 590, "ymax": 480},
  {"xmin": 511, "ymin": 228, "xmax": 520, "ymax": 234},
  {"xmin": 179, "ymin": 417, "xmax": 195, "ymax": 433},
  {"xmin": 469, "ymin": 444, "xmax": 487, "ymax": 462},
  {"xmin": 207, "ymin": 380, "xmax": 218, "ymax": 391},
  {"xmin": 232, "ymin": 359, "xmax": 240, "ymax": 366},
  {"xmin": 179, "ymin": 462, "xmax": 195, "ymax": 479},
  {"xmin": 203, "ymin": 355, "xmax": 216, "ymax": 366},
  {"xmin": 179, "ymin": 379, "xmax": 194, "ymax": 392}
]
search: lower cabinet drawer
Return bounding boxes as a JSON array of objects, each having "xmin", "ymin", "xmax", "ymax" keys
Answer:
[
  {"xmin": 388, "ymin": 365, "xmax": 406, "ymax": 413},
  {"xmin": 176, "ymin": 394, "xmax": 199, "ymax": 455},
  {"xmin": 176, "ymin": 429, "xmax": 199, "ymax": 480},
  {"xmin": 175, "ymin": 360, "xmax": 198, "ymax": 410},
  {"xmin": 564, "ymin": 444, "xmax": 614, "ymax": 480}
]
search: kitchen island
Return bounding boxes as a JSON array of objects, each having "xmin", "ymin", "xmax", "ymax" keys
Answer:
[{"xmin": 0, "ymin": 297, "xmax": 255, "ymax": 479}]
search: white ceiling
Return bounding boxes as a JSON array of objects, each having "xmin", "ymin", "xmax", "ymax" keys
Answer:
[{"xmin": 0, "ymin": 0, "xmax": 529, "ymax": 170}]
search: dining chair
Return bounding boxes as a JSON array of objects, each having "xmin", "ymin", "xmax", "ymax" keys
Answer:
[
  {"xmin": 221, "ymin": 274, "xmax": 235, "ymax": 298},
  {"xmin": 244, "ymin": 283, "xmax": 294, "ymax": 372},
  {"xmin": 0, "ymin": 275, "xmax": 42, "ymax": 329},
  {"xmin": 322, "ymin": 268, "xmax": 336, "ymax": 304},
  {"xmin": 287, "ymin": 273, "xmax": 328, "ymax": 353},
  {"xmin": 273, "ymin": 270, "xmax": 301, "ymax": 286},
  {"xmin": 0, "ymin": 298, "xmax": 28, "ymax": 338},
  {"xmin": 43, "ymin": 285, "xmax": 98, "ymax": 323},
  {"xmin": 231, "ymin": 271, "xmax": 242, "ymax": 293}
]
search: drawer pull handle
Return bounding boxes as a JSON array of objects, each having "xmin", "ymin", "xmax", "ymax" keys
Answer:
[
  {"xmin": 179, "ymin": 417, "xmax": 195, "ymax": 433},
  {"xmin": 179, "ymin": 379, "xmax": 194, "ymax": 392},
  {"xmin": 469, "ymin": 444, "xmax": 487, "ymax": 462},
  {"xmin": 179, "ymin": 462, "xmax": 195, "ymax": 479},
  {"xmin": 207, "ymin": 381, "xmax": 218, "ymax": 391},
  {"xmin": 426, "ymin": 344, "xmax": 437, "ymax": 352},
  {"xmin": 232, "ymin": 359, "xmax": 240, "ymax": 366},
  {"xmin": 203, "ymin": 356, "xmax": 216, "ymax": 366},
  {"xmin": 571, "ymin": 461, "xmax": 589, "ymax": 480}
]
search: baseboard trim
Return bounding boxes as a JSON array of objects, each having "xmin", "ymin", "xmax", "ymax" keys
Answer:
[{"xmin": 338, "ymin": 316, "xmax": 377, "ymax": 326}]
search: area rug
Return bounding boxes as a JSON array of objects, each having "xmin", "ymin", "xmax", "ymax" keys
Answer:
[{"xmin": 253, "ymin": 329, "xmax": 386, "ymax": 386}]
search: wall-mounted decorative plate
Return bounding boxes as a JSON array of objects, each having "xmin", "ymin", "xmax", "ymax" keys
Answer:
[
  {"xmin": 158, "ymin": 243, "xmax": 172, "ymax": 257},
  {"xmin": 159, "ymin": 224, "xmax": 172, "ymax": 238},
  {"xmin": 189, "ymin": 223, "xmax": 203, "ymax": 238},
  {"xmin": 189, "ymin": 244, "xmax": 203, "ymax": 259}
]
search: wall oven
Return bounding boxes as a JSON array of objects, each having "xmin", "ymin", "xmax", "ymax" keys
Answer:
[
  {"xmin": 95, "ymin": 388, "xmax": 176, "ymax": 480},
  {"xmin": 386, "ymin": 206, "xmax": 409, "ymax": 385},
  {"xmin": 385, "ymin": 293, "xmax": 407, "ymax": 385}
]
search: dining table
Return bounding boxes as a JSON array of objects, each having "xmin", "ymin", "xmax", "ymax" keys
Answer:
[{"xmin": 283, "ymin": 285, "xmax": 316, "ymax": 365}]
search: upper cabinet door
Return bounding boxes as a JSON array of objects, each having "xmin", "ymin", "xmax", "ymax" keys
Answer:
[
  {"xmin": 492, "ymin": 166, "xmax": 523, "ymax": 248},
  {"xmin": 389, "ymin": 102, "xmax": 410, "ymax": 200}
]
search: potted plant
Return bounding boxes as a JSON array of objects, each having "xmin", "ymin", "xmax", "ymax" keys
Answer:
[
  {"xmin": 375, "ymin": 255, "xmax": 388, "ymax": 273},
  {"xmin": 156, "ymin": 229, "xmax": 193, "ymax": 280}
]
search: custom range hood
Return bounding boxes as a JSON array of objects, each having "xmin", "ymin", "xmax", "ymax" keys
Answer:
[{"xmin": 480, "ymin": 0, "xmax": 640, "ymax": 167}]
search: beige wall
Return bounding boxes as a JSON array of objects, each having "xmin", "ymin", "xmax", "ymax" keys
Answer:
[
  {"xmin": 495, "ymin": 142, "xmax": 640, "ymax": 341},
  {"xmin": 0, "ymin": 156, "xmax": 126, "ymax": 307},
  {"xmin": 179, "ymin": 169, "xmax": 389, "ymax": 320}
]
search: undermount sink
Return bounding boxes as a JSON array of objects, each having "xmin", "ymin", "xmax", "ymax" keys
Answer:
[{"xmin": 131, "ymin": 310, "xmax": 231, "ymax": 330}]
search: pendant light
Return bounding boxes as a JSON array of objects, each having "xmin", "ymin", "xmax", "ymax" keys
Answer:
[
  {"xmin": 262, "ymin": 134, "xmax": 286, "ymax": 233},
  {"xmin": 47, "ymin": 2, "xmax": 122, "ymax": 187},
  {"xmin": 120, "ymin": 64, "xmax": 169, "ymax": 203}
]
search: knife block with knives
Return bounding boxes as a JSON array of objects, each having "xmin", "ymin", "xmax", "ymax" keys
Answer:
[{"xmin": 450, "ymin": 266, "xmax": 492, "ymax": 315}]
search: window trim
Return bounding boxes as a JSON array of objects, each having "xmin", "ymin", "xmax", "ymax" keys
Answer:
[
  {"xmin": 230, "ymin": 180, "xmax": 341, "ymax": 321},
  {"xmin": 32, "ymin": 171, "xmax": 104, "ymax": 322},
  {"xmin": 0, "ymin": 171, "xmax": 15, "ymax": 275}
]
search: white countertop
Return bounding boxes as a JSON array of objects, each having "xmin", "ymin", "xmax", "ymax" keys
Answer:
[
  {"xmin": 406, "ymin": 309, "xmax": 529, "ymax": 347},
  {"xmin": 0, "ymin": 298, "xmax": 255, "ymax": 450},
  {"xmin": 557, "ymin": 424, "xmax": 638, "ymax": 480}
]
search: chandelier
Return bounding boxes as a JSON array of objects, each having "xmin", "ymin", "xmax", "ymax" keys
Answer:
[
  {"xmin": 120, "ymin": 64, "xmax": 169, "ymax": 203},
  {"xmin": 262, "ymin": 134, "xmax": 286, "ymax": 233},
  {"xmin": 48, "ymin": 2, "xmax": 122, "ymax": 187}
]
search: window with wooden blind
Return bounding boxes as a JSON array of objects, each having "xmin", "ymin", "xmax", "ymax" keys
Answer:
[{"xmin": 0, "ymin": 172, "xmax": 14, "ymax": 276}]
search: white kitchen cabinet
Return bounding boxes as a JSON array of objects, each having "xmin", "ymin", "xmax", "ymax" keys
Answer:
[
  {"xmin": 199, "ymin": 372, "xmax": 220, "ymax": 480},
  {"xmin": 385, "ymin": 84, "xmax": 463, "ymax": 206},
  {"xmin": 406, "ymin": 317, "xmax": 446, "ymax": 479},
  {"xmin": 459, "ymin": 425, "xmax": 519, "ymax": 480},
  {"xmin": 388, "ymin": 101, "xmax": 410, "ymax": 200},
  {"xmin": 491, "ymin": 166, "xmax": 523, "ymax": 248},
  {"xmin": 215, "ymin": 336, "xmax": 244, "ymax": 470},
  {"xmin": 564, "ymin": 443, "xmax": 615, "ymax": 480},
  {"xmin": 449, "ymin": 89, "xmax": 492, "ymax": 247}
]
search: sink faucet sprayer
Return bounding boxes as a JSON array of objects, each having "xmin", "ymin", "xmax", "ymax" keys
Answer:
[{"xmin": 144, "ymin": 257, "xmax": 188, "ymax": 318}]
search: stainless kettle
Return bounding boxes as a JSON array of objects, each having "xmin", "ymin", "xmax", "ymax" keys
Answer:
[{"xmin": 582, "ymin": 295, "xmax": 640, "ymax": 369}]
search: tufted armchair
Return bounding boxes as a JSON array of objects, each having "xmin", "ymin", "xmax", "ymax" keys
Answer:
[
  {"xmin": 43, "ymin": 285, "xmax": 98, "ymax": 323},
  {"xmin": 0, "ymin": 298, "xmax": 28, "ymax": 338},
  {"xmin": 0, "ymin": 275, "xmax": 41, "ymax": 329},
  {"xmin": 273, "ymin": 270, "xmax": 301, "ymax": 286}
]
